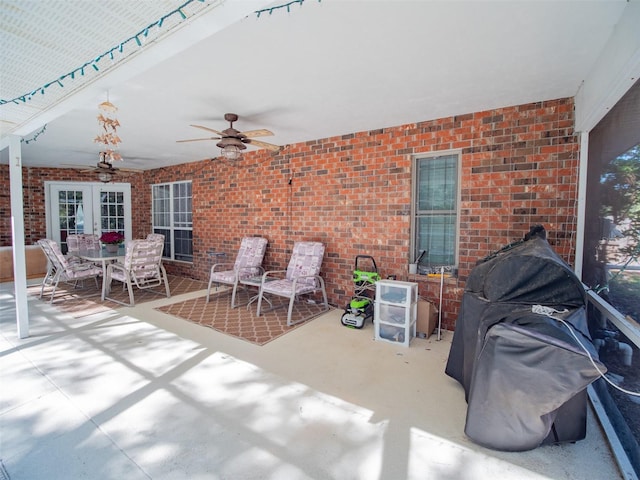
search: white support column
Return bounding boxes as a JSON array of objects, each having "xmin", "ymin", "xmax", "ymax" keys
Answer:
[
  {"xmin": 9, "ymin": 135, "xmax": 29, "ymax": 338},
  {"xmin": 574, "ymin": 131, "xmax": 589, "ymax": 279}
]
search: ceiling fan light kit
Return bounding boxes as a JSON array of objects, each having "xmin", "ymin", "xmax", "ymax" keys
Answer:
[
  {"xmin": 97, "ymin": 171, "xmax": 114, "ymax": 183},
  {"xmin": 221, "ymin": 144, "xmax": 243, "ymax": 160}
]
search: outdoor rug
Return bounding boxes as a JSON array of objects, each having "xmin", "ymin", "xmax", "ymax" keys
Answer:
[
  {"xmin": 156, "ymin": 288, "xmax": 331, "ymax": 346},
  {"xmin": 28, "ymin": 275, "xmax": 207, "ymax": 318}
]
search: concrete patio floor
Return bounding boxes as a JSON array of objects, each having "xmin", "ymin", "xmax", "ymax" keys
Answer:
[{"xmin": 0, "ymin": 280, "xmax": 623, "ymax": 480}]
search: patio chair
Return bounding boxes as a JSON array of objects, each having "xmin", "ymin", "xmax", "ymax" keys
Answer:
[
  {"xmin": 146, "ymin": 233, "xmax": 165, "ymax": 244},
  {"xmin": 256, "ymin": 241, "xmax": 328, "ymax": 326},
  {"xmin": 67, "ymin": 233, "xmax": 101, "ymax": 252},
  {"xmin": 37, "ymin": 239, "xmax": 102, "ymax": 304},
  {"xmin": 206, "ymin": 236, "xmax": 268, "ymax": 307},
  {"xmin": 66, "ymin": 233, "xmax": 101, "ymax": 266},
  {"xmin": 146, "ymin": 233, "xmax": 166, "ymax": 258},
  {"xmin": 104, "ymin": 239, "xmax": 171, "ymax": 306}
]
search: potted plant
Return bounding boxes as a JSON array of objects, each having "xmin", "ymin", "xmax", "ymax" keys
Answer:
[{"xmin": 100, "ymin": 231, "xmax": 125, "ymax": 253}]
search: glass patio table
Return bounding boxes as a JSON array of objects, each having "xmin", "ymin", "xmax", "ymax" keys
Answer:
[
  {"xmin": 71, "ymin": 246, "xmax": 125, "ymax": 300},
  {"xmin": 240, "ymin": 275, "xmax": 275, "ymax": 310}
]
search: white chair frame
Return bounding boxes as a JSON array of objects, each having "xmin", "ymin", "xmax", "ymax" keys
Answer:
[
  {"xmin": 105, "ymin": 239, "xmax": 170, "ymax": 306},
  {"xmin": 37, "ymin": 239, "xmax": 102, "ymax": 304},
  {"xmin": 256, "ymin": 241, "xmax": 329, "ymax": 326}
]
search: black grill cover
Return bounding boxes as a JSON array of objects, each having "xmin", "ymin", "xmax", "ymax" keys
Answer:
[{"xmin": 445, "ymin": 233, "xmax": 606, "ymax": 451}]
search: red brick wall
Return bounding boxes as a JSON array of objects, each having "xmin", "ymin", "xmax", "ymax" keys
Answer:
[{"xmin": 1, "ymin": 98, "xmax": 579, "ymax": 330}]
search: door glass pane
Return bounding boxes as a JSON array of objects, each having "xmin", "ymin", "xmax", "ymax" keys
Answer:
[
  {"xmin": 100, "ymin": 188, "xmax": 126, "ymax": 237},
  {"xmin": 57, "ymin": 190, "xmax": 85, "ymax": 253}
]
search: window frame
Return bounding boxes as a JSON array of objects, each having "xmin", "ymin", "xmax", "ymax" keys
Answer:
[
  {"xmin": 410, "ymin": 150, "xmax": 461, "ymax": 271},
  {"xmin": 151, "ymin": 180, "xmax": 193, "ymax": 262}
]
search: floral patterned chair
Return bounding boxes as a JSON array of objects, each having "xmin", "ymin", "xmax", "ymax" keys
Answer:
[
  {"xmin": 67, "ymin": 233, "xmax": 101, "ymax": 252},
  {"xmin": 206, "ymin": 236, "xmax": 268, "ymax": 308},
  {"xmin": 146, "ymin": 233, "xmax": 166, "ymax": 257},
  {"xmin": 37, "ymin": 238, "xmax": 102, "ymax": 304},
  {"xmin": 256, "ymin": 241, "xmax": 328, "ymax": 326},
  {"xmin": 66, "ymin": 233, "xmax": 101, "ymax": 266},
  {"xmin": 105, "ymin": 239, "xmax": 170, "ymax": 306}
]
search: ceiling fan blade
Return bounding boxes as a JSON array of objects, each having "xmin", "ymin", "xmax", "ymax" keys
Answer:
[
  {"xmin": 60, "ymin": 164, "xmax": 93, "ymax": 170},
  {"xmin": 244, "ymin": 138, "xmax": 282, "ymax": 152},
  {"xmin": 190, "ymin": 124, "xmax": 225, "ymax": 136},
  {"xmin": 240, "ymin": 129, "xmax": 274, "ymax": 138},
  {"xmin": 176, "ymin": 137, "xmax": 220, "ymax": 143}
]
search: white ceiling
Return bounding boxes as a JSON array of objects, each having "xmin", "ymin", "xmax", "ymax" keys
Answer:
[{"xmin": 0, "ymin": 0, "xmax": 630, "ymax": 170}]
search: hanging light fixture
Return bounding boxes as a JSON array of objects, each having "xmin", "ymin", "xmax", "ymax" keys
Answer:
[
  {"xmin": 95, "ymin": 152, "xmax": 117, "ymax": 183},
  {"xmin": 97, "ymin": 170, "xmax": 114, "ymax": 183},
  {"xmin": 221, "ymin": 145, "xmax": 243, "ymax": 160},
  {"xmin": 217, "ymin": 136, "xmax": 245, "ymax": 161}
]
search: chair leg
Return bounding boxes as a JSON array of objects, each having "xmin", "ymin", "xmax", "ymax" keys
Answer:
[
  {"xmin": 48, "ymin": 273, "xmax": 62, "ymax": 304},
  {"xmin": 318, "ymin": 277, "xmax": 329, "ymax": 309},
  {"xmin": 39, "ymin": 266, "xmax": 53, "ymax": 299},
  {"xmin": 287, "ymin": 295, "xmax": 296, "ymax": 327},
  {"xmin": 125, "ymin": 278, "xmax": 135, "ymax": 306},
  {"xmin": 256, "ymin": 289, "xmax": 264, "ymax": 316},
  {"xmin": 39, "ymin": 276, "xmax": 48, "ymax": 299},
  {"xmin": 206, "ymin": 266, "xmax": 215, "ymax": 303},
  {"xmin": 161, "ymin": 265, "xmax": 171, "ymax": 298},
  {"xmin": 231, "ymin": 279, "xmax": 241, "ymax": 308}
]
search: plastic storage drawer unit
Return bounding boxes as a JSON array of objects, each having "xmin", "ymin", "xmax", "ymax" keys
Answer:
[{"xmin": 374, "ymin": 280, "xmax": 418, "ymax": 347}]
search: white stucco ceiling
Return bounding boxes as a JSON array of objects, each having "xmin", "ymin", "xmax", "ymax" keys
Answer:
[{"xmin": 0, "ymin": 0, "xmax": 630, "ymax": 170}]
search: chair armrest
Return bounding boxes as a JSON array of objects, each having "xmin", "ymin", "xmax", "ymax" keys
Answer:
[
  {"xmin": 71, "ymin": 263, "xmax": 94, "ymax": 271},
  {"xmin": 262, "ymin": 270, "xmax": 286, "ymax": 282},
  {"xmin": 291, "ymin": 274, "xmax": 324, "ymax": 288},
  {"xmin": 237, "ymin": 265, "xmax": 265, "ymax": 277},
  {"xmin": 212, "ymin": 262, "xmax": 235, "ymax": 272},
  {"xmin": 106, "ymin": 261, "xmax": 126, "ymax": 275}
]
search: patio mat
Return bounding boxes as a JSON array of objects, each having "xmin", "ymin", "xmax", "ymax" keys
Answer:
[
  {"xmin": 155, "ymin": 288, "xmax": 330, "ymax": 346},
  {"xmin": 28, "ymin": 275, "xmax": 207, "ymax": 318}
]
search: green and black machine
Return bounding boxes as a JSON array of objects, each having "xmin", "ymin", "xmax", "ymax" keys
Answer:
[{"xmin": 341, "ymin": 255, "xmax": 380, "ymax": 328}]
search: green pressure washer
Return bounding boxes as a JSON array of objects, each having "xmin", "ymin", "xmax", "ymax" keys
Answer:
[{"xmin": 341, "ymin": 255, "xmax": 380, "ymax": 329}]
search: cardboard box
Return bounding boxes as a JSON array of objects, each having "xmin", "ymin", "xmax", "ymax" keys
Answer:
[{"xmin": 417, "ymin": 299, "xmax": 438, "ymax": 338}]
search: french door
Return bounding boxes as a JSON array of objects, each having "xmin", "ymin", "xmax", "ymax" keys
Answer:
[{"xmin": 45, "ymin": 182, "xmax": 132, "ymax": 253}]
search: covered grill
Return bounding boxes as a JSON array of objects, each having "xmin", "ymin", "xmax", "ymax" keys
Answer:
[{"xmin": 445, "ymin": 227, "xmax": 606, "ymax": 451}]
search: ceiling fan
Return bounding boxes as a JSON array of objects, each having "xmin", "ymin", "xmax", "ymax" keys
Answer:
[
  {"xmin": 177, "ymin": 113, "xmax": 281, "ymax": 160},
  {"xmin": 61, "ymin": 158, "xmax": 139, "ymax": 182}
]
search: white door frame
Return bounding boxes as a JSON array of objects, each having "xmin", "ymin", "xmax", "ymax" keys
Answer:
[{"xmin": 44, "ymin": 181, "xmax": 132, "ymax": 246}]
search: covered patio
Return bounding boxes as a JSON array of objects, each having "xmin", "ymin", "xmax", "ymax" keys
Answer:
[
  {"xmin": 2, "ymin": 1, "xmax": 640, "ymax": 478},
  {"xmin": 0, "ymin": 279, "xmax": 622, "ymax": 479}
]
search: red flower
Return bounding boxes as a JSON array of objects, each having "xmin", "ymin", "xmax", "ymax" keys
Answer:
[{"xmin": 100, "ymin": 231, "xmax": 125, "ymax": 244}]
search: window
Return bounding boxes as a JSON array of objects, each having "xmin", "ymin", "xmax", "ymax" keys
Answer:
[
  {"xmin": 412, "ymin": 152, "xmax": 459, "ymax": 269},
  {"xmin": 582, "ymin": 78, "xmax": 639, "ymax": 473},
  {"xmin": 152, "ymin": 181, "xmax": 193, "ymax": 262}
]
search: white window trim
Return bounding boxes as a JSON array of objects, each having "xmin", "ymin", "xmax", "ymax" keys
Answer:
[
  {"xmin": 151, "ymin": 180, "xmax": 193, "ymax": 262},
  {"xmin": 410, "ymin": 149, "xmax": 461, "ymax": 270}
]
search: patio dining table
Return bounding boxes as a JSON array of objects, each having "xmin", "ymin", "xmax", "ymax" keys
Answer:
[{"xmin": 71, "ymin": 246, "xmax": 125, "ymax": 301}]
